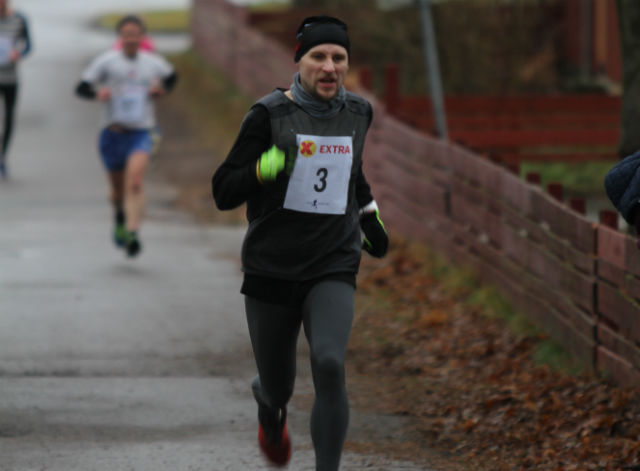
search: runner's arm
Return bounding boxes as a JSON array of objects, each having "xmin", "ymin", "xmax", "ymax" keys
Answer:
[
  {"xmin": 355, "ymin": 161, "xmax": 374, "ymax": 209},
  {"xmin": 16, "ymin": 13, "xmax": 31, "ymax": 58},
  {"xmin": 356, "ymin": 103, "xmax": 375, "ymax": 208},
  {"xmin": 75, "ymin": 51, "xmax": 112, "ymax": 100},
  {"xmin": 212, "ymin": 106, "xmax": 271, "ymax": 210}
]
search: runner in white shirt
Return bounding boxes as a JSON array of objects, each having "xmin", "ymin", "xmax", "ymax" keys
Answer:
[
  {"xmin": 0, "ymin": 0, "xmax": 31, "ymax": 179},
  {"xmin": 75, "ymin": 15, "xmax": 177, "ymax": 257}
]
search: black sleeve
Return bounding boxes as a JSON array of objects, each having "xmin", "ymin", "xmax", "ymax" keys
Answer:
[
  {"xmin": 16, "ymin": 13, "xmax": 32, "ymax": 57},
  {"xmin": 355, "ymin": 161, "xmax": 374, "ymax": 209},
  {"xmin": 75, "ymin": 80, "xmax": 96, "ymax": 100},
  {"xmin": 356, "ymin": 104, "xmax": 375, "ymax": 209},
  {"xmin": 212, "ymin": 105, "xmax": 271, "ymax": 210},
  {"xmin": 162, "ymin": 71, "xmax": 178, "ymax": 92}
]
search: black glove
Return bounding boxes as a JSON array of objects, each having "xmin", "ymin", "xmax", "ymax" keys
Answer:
[{"xmin": 360, "ymin": 208, "xmax": 388, "ymax": 258}]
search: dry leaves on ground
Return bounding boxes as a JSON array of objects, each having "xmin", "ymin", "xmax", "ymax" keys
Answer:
[{"xmin": 349, "ymin": 238, "xmax": 640, "ymax": 471}]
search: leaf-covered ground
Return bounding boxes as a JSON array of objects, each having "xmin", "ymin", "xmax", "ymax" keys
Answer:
[{"xmin": 347, "ymin": 238, "xmax": 640, "ymax": 471}]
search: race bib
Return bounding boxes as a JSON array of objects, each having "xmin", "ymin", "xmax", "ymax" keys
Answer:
[
  {"xmin": 284, "ymin": 134, "xmax": 353, "ymax": 215},
  {"xmin": 0, "ymin": 37, "xmax": 13, "ymax": 66},
  {"xmin": 111, "ymin": 84, "xmax": 147, "ymax": 125}
]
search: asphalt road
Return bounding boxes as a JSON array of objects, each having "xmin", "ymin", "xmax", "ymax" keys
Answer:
[{"xmin": 0, "ymin": 1, "xmax": 432, "ymax": 469}]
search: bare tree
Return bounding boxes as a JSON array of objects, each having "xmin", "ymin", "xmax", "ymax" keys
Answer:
[{"xmin": 617, "ymin": 0, "xmax": 640, "ymax": 158}]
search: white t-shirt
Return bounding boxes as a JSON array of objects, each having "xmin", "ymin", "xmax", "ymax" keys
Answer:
[{"xmin": 81, "ymin": 49, "xmax": 174, "ymax": 129}]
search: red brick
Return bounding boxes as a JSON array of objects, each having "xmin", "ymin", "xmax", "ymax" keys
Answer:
[
  {"xmin": 501, "ymin": 224, "xmax": 529, "ymax": 267},
  {"xmin": 597, "ymin": 282, "xmax": 640, "ymax": 342},
  {"xmin": 597, "ymin": 258, "xmax": 626, "ymax": 287},
  {"xmin": 597, "ymin": 346, "xmax": 640, "ymax": 388},
  {"xmin": 499, "ymin": 171, "xmax": 532, "ymax": 215},
  {"xmin": 518, "ymin": 291, "xmax": 595, "ymax": 367},
  {"xmin": 598, "ymin": 323, "xmax": 640, "ymax": 371},
  {"xmin": 450, "ymin": 194, "xmax": 490, "ymax": 235},
  {"xmin": 597, "ymin": 224, "xmax": 626, "ymax": 269},
  {"xmin": 623, "ymin": 234, "xmax": 640, "ymax": 278},
  {"xmin": 530, "ymin": 189, "xmax": 596, "ymax": 253}
]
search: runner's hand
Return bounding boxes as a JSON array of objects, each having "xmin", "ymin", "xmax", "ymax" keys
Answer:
[
  {"xmin": 256, "ymin": 145, "xmax": 285, "ymax": 183},
  {"xmin": 97, "ymin": 87, "xmax": 111, "ymax": 102},
  {"xmin": 361, "ymin": 209, "xmax": 388, "ymax": 258},
  {"xmin": 149, "ymin": 82, "xmax": 166, "ymax": 98}
]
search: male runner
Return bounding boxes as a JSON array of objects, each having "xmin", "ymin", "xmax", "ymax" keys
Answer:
[
  {"xmin": 0, "ymin": 0, "xmax": 31, "ymax": 178},
  {"xmin": 212, "ymin": 15, "xmax": 388, "ymax": 470},
  {"xmin": 75, "ymin": 15, "xmax": 177, "ymax": 257}
]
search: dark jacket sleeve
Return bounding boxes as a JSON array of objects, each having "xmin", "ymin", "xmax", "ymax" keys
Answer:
[
  {"xmin": 16, "ymin": 12, "xmax": 31, "ymax": 58},
  {"xmin": 604, "ymin": 149, "xmax": 640, "ymax": 224},
  {"xmin": 212, "ymin": 105, "xmax": 271, "ymax": 210},
  {"xmin": 355, "ymin": 103, "xmax": 375, "ymax": 209}
]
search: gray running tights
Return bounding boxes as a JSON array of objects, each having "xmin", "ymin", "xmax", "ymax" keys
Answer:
[{"xmin": 245, "ymin": 280, "xmax": 355, "ymax": 471}]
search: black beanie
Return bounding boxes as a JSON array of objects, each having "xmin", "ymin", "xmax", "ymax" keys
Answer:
[{"xmin": 294, "ymin": 16, "xmax": 350, "ymax": 63}]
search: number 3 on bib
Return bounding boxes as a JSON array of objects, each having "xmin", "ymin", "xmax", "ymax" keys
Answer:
[{"xmin": 284, "ymin": 135, "xmax": 353, "ymax": 215}]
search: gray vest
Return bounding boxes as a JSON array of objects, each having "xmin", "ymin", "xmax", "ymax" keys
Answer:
[
  {"xmin": 0, "ymin": 12, "xmax": 28, "ymax": 84},
  {"xmin": 241, "ymin": 89, "xmax": 372, "ymax": 280}
]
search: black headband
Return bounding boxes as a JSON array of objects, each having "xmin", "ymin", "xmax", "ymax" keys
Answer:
[{"xmin": 294, "ymin": 16, "xmax": 350, "ymax": 63}]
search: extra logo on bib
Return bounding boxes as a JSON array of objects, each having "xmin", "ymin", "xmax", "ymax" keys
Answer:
[{"xmin": 284, "ymin": 134, "xmax": 353, "ymax": 215}]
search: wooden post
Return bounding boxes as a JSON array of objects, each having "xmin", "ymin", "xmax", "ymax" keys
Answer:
[
  {"xmin": 526, "ymin": 172, "xmax": 541, "ymax": 184},
  {"xmin": 547, "ymin": 182, "xmax": 564, "ymax": 202},
  {"xmin": 505, "ymin": 162, "xmax": 520, "ymax": 175},
  {"xmin": 569, "ymin": 197, "xmax": 586, "ymax": 215},
  {"xmin": 599, "ymin": 209, "xmax": 619, "ymax": 229}
]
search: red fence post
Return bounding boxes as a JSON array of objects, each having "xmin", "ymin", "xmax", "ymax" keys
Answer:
[
  {"xmin": 599, "ymin": 209, "xmax": 619, "ymax": 229},
  {"xmin": 384, "ymin": 63, "xmax": 400, "ymax": 114},
  {"xmin": 547, "ymin": 182, "xmax": 564, "ymax": 202},
  {"xmin": 505, "ymin": 162, "xmax": 520, "ymax": 175},
  {"xmin": 569, "ymin": 197, "xmax": 586, "ymax": 215},
  {"xmin": 526, "ymin": 172, "xmax": 541, "ymax": 184}
]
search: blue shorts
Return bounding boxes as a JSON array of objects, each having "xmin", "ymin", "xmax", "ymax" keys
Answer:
[{"xmin": 98, "ymin": 127, "xmax": 153, "ymax": 172}]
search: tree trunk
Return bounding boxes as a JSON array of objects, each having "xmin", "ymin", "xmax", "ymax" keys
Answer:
[{"xmin": 617, "ymin": 0, "xmax": 640, "ymax": 158}]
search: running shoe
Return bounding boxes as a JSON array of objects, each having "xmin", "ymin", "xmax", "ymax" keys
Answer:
[
  {"xmin": 257, "ymin": 408, "xmax": 291, "ymax": 467},
  {"xmin": 125, "ymin": 232, "xmax": 142, "ymax": 258},
  {"xmin": 113, "ymin": 223, "xmax": 128, "ymax": 247},
  {"xmin": 252, "ymin": 378, "xmax": 291, "ymax": 467}
]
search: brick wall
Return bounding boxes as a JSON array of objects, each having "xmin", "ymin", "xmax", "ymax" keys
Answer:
[{"xmin": 192, "ymin": 0, "xmax": 640, "ymax": 387}]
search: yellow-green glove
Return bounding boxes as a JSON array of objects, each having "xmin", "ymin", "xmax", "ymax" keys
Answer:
[
  {"xmin": 256, "ymin": 145, "xmax": 285, "ymax": 183},
  {"xmin": 361, "ymin": 203, "xmax": 388, "ymax": 258}
]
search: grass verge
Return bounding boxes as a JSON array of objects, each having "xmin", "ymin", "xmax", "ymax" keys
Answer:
[
  {"xmin": 402, "ymin": 240, "xmax": 583, "ymax": 375},
  {"xmin": 520, "ymin": 160, "xmax": 617, "ymax": 197},
  {"xmin": 150, "ymin": 48, "xmax": 253, "ymax": 225},
  {"xmin": 165, "ymin": 49, "xmax": 254, "ymax": 151}
]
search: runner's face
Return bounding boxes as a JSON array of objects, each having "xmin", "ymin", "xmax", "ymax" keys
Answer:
[
  {"xmin": 119, "ymin": 22, "xmax": 143, "ymax": 57},
  {"xmin": 298, "ymin": 44, "xmax": 348, "ymax": 102}
]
